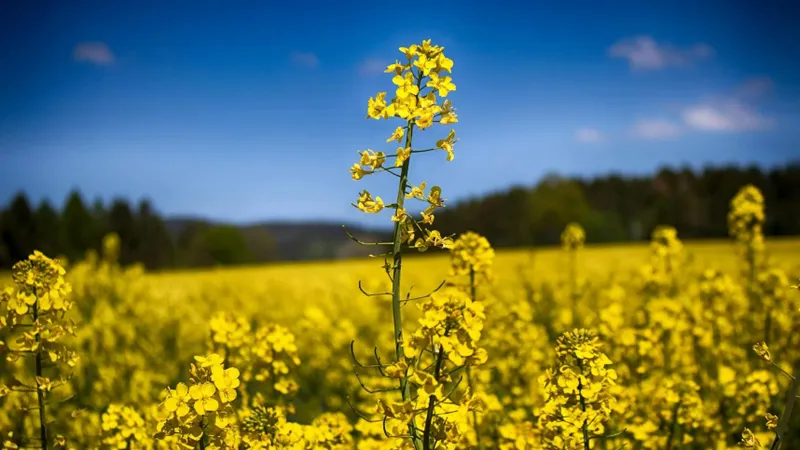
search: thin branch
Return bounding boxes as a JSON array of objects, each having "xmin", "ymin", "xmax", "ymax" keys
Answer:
[
  {"xmin": 345, "ymin": 396, "xmax": 382, "ymax": 423},
  {"xmin": 349, "ymin": 340, "xmax": 388, "ymax": 369},
  {"xmin": 358, "ymin": 280, "xmax": 391, "ymax": 297},
  {"xmin": 343, "ymin": 225, "xmax": 394, "ymax": 246},
  {"xmin": 352, "ymin": 365, "xmax": 400, "ymax": 394},
  {"xmin": 403, "ymin": 280, "xmax": 447, "ymax": 303}
]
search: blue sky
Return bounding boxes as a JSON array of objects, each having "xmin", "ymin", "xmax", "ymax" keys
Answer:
[{"xmin": 1, "ymin": 1, "xmax": 798, "ymax": 226}]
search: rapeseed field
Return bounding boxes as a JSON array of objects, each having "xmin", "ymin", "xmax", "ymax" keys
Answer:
[{"xmin": 1, "ymin": 39, "xmax": 799, "ymax": 450}]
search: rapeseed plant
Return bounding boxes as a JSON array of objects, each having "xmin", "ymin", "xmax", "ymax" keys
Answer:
[
  {"xmin": 154, "ymin": 353, "xmax": 240, "ymax": 449},
  {"xmin": 561, "ymin": 223, "xmax": 585, "ymax": 325},
  {"xmin": 738, "ymin": 285, "xmax": 799, "ymax": 449},
  {"xmin": 346, "ymin": 39, "xmax": 461, "ymax": 449},
  {"xmin": 448, "ymin": 231, "xmax": 495, "ymax": 449},
  {"xmin": 539, "ymin": 329, "xmax": 618, "ymax": 450},
  {"xmin": 208, "ymin": 312, "xmax": 301, "ymax": 411},
  {"xmin": 0, "ymin": 251, "xmax": 77, "ymax": 450},
  {"xmin": 100, "ymin": 403, "xmax": 150, "ymax": 448}
]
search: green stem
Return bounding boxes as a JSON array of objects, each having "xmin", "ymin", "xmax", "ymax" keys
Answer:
[
  {"xmin": 577, "ymin": 360, "xmax": 590, "ymax": 450},
  {"xmin": 33, "ymin": 297, "xmax": 48, "ymax": 450},
  {"xmin": 770, "ymin": 361, "xmax": 799, "ymax": 450},
  {"xmin": 665, "ymin": 400, "xmax": 681, "ymax": 450},
  {"xmin": 388, "ymin": 71, "xmax": 423, "ymax": 450},
  {"xmin": 423, "ymin": 342, "xmax": 447, "ymax": 450},
  {"xmin": 569, "ymin": 249, "xmax": 578, "ymax": 327},
  {"xmin": 198, "ymin": 416, "xmax": 208, "ymax": 450}
]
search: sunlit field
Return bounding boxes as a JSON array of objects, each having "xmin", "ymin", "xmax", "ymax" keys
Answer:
[{"xmin": 2, "ymin": 234, "xmax": 799, "ymax": 449}]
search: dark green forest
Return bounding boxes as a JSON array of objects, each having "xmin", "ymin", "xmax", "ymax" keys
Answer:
[{"xmin": 1, "ymin": 162, "xmax": 798, "ymax": 270}]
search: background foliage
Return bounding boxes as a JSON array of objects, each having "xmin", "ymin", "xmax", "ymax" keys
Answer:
[{"xmin": 2, "ymin": 162, "xmax": 798, "ymax": 271}]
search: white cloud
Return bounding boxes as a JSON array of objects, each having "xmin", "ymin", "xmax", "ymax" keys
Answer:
[
  {"xmin": 608, "ymin": 36, "xmax": 713, "ymax": 71},
  {"xmin": 682, "ymin": 101, "xmax": 772, "ymax": 132},
  {"xmin": 575, "ymin": 128, "xmax": 603, "ymax": 143},
  {"xmin": 73, "ymin": 42, "xmax": 115, "ymax": 66},
  {"xmin": 631, "ymin": 119, "xmax": 682, "ymax": 140},
  {"xmin": 290, "ymin": 51, "xmax": 319, "ymax": 68},
  {"xmin": 358, "ymin": 58, "xmax": 386, "ymax": 76}
]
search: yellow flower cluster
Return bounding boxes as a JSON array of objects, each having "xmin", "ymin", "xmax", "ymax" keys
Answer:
[
  {"xmin": 350, "ymin": 39, "xmax": 458, "ymax": 253},
  {"xmin": 449, "ymin": 231, "xmax": 495, "ymax": 283},
  {"xmin": 539, "ymin": 329, "xmax": 617, "ymax": 449},
  {"xmin": 404, "ymin": 287, "xmax": 487, "ymax": 366},
  {"xmin": 560, "ymin": 222, "xmax": 585, "ymax": 251},
  {"xmin": 239, "ymin": 403, "xmax": 353, "ymax": 450},
  {"xmin": 728, "ymin": 184, "xmax": 766, "ymax": 253},
  {"xmin": 155, "ymin": 353, "xmax": 240, "ymax": 448},
  {"xmin": 370, "ymin": 287, "xmax": 487, "ymax": 446},
  {"xmin": 208, "ymin": 311, "xmax": 301, "ymax": 401},
  {"xmin": 0, "ymin": 251, "xmax": 78, "ymax": 449},
  {"xmin": 5, "ymin": 250, "xmax": 73, "ymax": 316},
  {"xmin": 650, "ymin": 225, "xmax": 683, "ymax": 261},
  {"xmin": 100, "ymin": 403, "xmax": 150, "ymax": 448}
]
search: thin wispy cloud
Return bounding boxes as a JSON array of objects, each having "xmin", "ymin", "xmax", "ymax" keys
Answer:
[
  {"xmin": 682, "ymin": 78, "xmax": 775, "ymax": 132},
  {"xmin": 682, "ymin": 102, "xmax": 772, "ymax": 132},
  {"xmin": 290, "ymin": 51, "xmax": 320, "ymax": 68},
  {"xmin": 575, "ymin": 128, "xmax": 603, "ymax": 143},
  {"xmin": 631, "ymin": 119, "xmax": 682, "ymax": 140},
  {"xmin": 358, "ymin": 58, "xmax": 386, "ymax": 76},
  {"xmin": 608, "ymin": 36, "xmax": 713, "ymax": 71},
  {"xmin": 73, "ymin": 42, "xmax": 115, "ymax": 66}
]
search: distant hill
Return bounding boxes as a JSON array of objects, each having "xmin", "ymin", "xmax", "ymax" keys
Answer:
[{"xmin": 164, "ymin": 217, "xmax": 392, "ymax": 262}]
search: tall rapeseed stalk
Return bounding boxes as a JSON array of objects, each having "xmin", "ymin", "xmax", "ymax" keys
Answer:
[
  {"xmin": 561, "ymin": 223, "xmax": 585, "ymax": 327},
  {"xmin": 449, "ymin": 231, "xmax": 495, "ymax": 448},
  {"xmin": 0, "ymin": 251, "xmax": 79, "ymax": 449},
  {"xmin": 346, "ymin": 39, "xmax": 467, "ymax": 449}
]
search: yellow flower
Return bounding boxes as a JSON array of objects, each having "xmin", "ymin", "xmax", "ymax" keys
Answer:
[
  {"xmin": 439, "ymin": 99, "xmax": 458, "ymax": 124},
  {"xmin": 753, "ymin": 342, "xmax": 771, "ymax": 362},
  {"xmin": 416, "ymin": 110, "xmax": 434, "ymax": 129},
  {"xmin": 413, "ymin": 54, "xmax": 437, "ymax": 76},
  {"xmin": 426, "ymin": 72, "xmax": 456, "ymax": 97},
  {"xmin": 399, "ymin": 44, "xmax": 418, "ymax": 60},
  {"xmin": 384, "ymin": 360, "xmax": 408, "ymax": 378},
  {"xmin": 163, "ymin": 383, "xmax": 192, "ymax": 417},
  {"xmin": 406, "ymin": 182, "xmax": 427, "ymax": 200},
  {"xmin": 435, "ymin": 129, "xmax": 457, "ymax": 161},
  {"xmin": 387, "ymin": 126, "xmax": 405, "ymax": 143},
  {"xmin": 393, "ymin": 71, "xmax": 419, "ymax": 99},
  {"xmin": 350, "ymin": 163, "xmax": 370, "ymax": 180},
  {"xmin": 194, "ymin": 353, "xmax": 224, "ymax": 368},
  {"xmin": 385, "ymin": 60, "xmax": 405, "ymax": 75},
  {"xmin": 435, "ymin": 53, "xmax": 453, "ymax": 72},
  {"xmin": 395, "ymin": 146, "xmax": 411, "ymax": 167},
  {"xmin": 739, "ymin": 428, "xmax": 760, "ymax": 447},
  {"xmin": 765, "ymin": 412, "xmax": 778, "ymax": 430},
  {"xmin": 211, "ymin": 366, "xmax": 240, "ymax": 403},
  {"xmin": 356, "ymin": 191, "xmax": 384, "ymax": 214},
  {"xmin": 367, "ymin": 92, "xmax": 389, "ymax": 119},
  {"xmin": 189, "ymin": 382, "xmax": 219, "ymax": 415}
]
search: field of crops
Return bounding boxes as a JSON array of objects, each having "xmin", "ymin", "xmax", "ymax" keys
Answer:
[
  {"xmin": 1, "ymin": 232, "xmax": 799, "ymax": 449},
  {"xmin": 2, "ymin": 39, "xmax": 799, "ymax": 450}
]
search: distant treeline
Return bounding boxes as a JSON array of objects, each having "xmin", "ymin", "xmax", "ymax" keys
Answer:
[
  {"xmin": 436, "ymin": 162, "xmax": 800, "ymax": 247},
  {"xmin": 1, "ymin": 162, "xmax": 799, "ymax": 270},
  {"xmin": 0, "ymin": 193, "xmax": 278, "ymax": 270}
]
